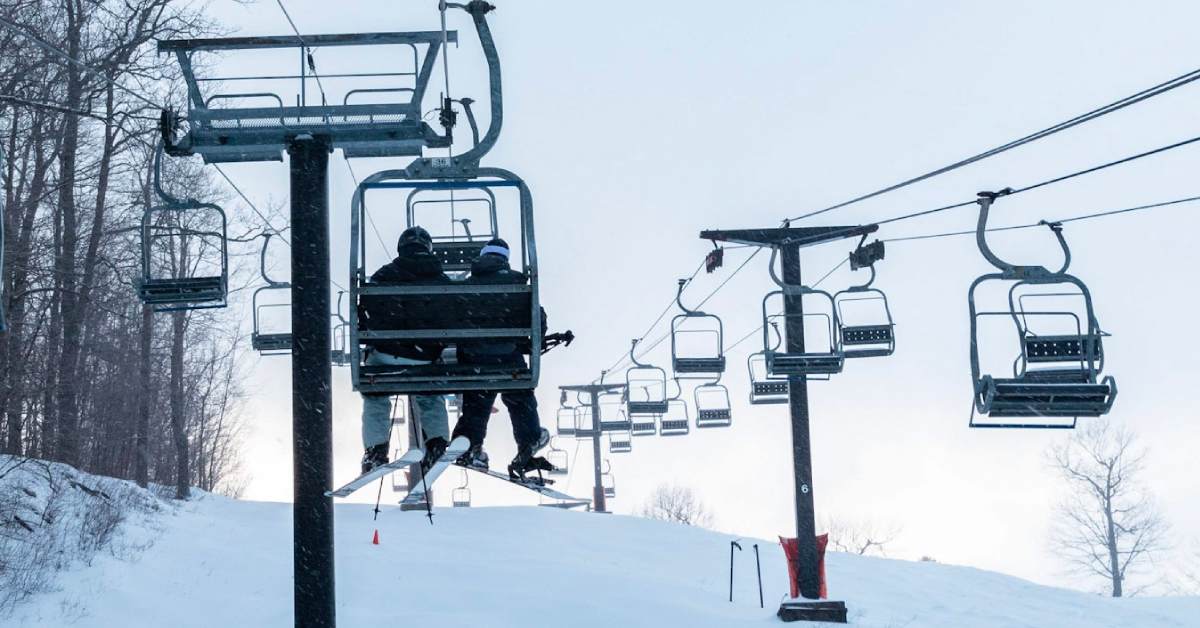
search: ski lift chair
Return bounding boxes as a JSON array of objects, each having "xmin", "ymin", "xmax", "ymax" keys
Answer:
[
  {"xmin": 391, "ymin": 396, "xmax": 408, "ymax": 427},
  {"xmin": 556, "ymin": 405, "xmax": 577, "ymax": 437},
  {"xmin": 251, "ymin": 234, "xmax": 292, "ymax": 355},
  {"xmin": 670, "ymin": 279, "xmax": 727, "ymax": 377},
  {"xmin": 609, "ymin": 429, "xmax": 633, "ymax": 454},
  {"xmin": 659, "ymin": 396, "xmax": 691, "ymax": 437},
  {"xmin": 601, "ymin": 461, "xmax": 616, "ymax": 498},
  {"xmin": 694, "ymin": 378, "xmax": 733, "ymax": 428},
  {"xmin": 138, "ymin": 147, "xmax": 228, "ymax": 312},
  {"xmin": 968, "ymin": 190, "xmax": 1117, "ymax": 428},
  {"xmin": 625, "ymin": 339, "xmax": 670, "ymax": 417},
  {"xmin": 451, "ymin": 471, "xmax": 471, "ymax": 507},
  {"xmin": 350, "ymin": 174, "xmax": 542, "ymax": 395},
  {"xmin": 747, "ymin": 338, "xmax": 789, "ymax": 405},
  {"xmin": 834, "ymin": 239, "xmax": 895, "ymax": 359},
  {"xmin": 597, "ymin": 378, "xmax": 632, "ymax": 432},
  {"xmin": 574, "ymin": 404, "xmax": 599, "ymax": 439},
  {"xmin": 629, "ymin": 404, "xmax": 658, "ymax": 437},
  {"xmin": 331, "ymin": 292, "xmax": 352, "ymax": 366},
  {"xmin": 547, "ymin": 440, "xmax": 569, "ymax": 475},
  {"xmin": 407, "ymin": 186, "xmax": 499, "ymax": 278},
  {"xmin": 761, "ymin": 247, "xmax": 845, "ymax": 377}
]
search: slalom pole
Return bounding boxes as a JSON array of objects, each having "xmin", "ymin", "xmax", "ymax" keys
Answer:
[
  {"xmin": 753, "ymin": 544, "xmax": 764, "ymax": 608},
  {"xmin": 729, "ymin": 540, "xmax": 743, "ymax": 602}
]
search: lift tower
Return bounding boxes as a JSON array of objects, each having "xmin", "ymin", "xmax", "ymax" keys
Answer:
[
  {"xmin": 701, "ymin": 225, "xmax": 876, "ymax": 624},
  {"xmin": 559, "ymin": 381, "xmax": 626, "ymax": 512},
  {"xmin": 159, "ymin": 27, "xmax": 461, "ymax": 628}
]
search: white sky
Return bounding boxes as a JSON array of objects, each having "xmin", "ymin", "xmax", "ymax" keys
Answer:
[{"xmin": 195, "ymin": 0, "xmax": 1200, "ymax": 593}]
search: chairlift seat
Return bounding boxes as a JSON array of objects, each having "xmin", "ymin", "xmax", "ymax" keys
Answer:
[
  {"xmin": 696, "ymin": 408, "xmax": 732, "ymax": 428},
  {"xmin": 630, "ymin": 417, "xmax": 657, "ymax": 436},
  {"xmin": 766, "ymin": 352, "xmax": 844, "ymax": 376},
  {"xmin": 627, "ymin": 400, "xmax": 669, "ymax": 416},
  {"xmin": 1023, "ymin": 334, "xmax": 1103, "ymax": 363},
  {"xmin": 977, "ymin": 375, "xmax": 1116, "ymax": 418},
  {"xmin": 673, "ymin": 356, "xmax": 727, "ymax": 374},
  {"xmin": 609, "ymin": 440, "xmax": 632, "ymax": 454},
  {"xmin": 659, "ymin": 418, "xmax": 690, "ymax": 436},
  {"xmin": 600, "ymin": 418, "xmax": 633, "ymax": 433},
  {"xmin": 603, "ymin": 486, "xmax": 616, "ymax": 498},
  {"xmin": 138, "ymin": 276, "xmax": 226, "ymax": 305},
  {"xmin": 252, "ymin": 332, "xmax": 293, "ymax": 353},
  {"xmin": 359, "ymin": 362, "xmax": 533, "ymax": 394}
]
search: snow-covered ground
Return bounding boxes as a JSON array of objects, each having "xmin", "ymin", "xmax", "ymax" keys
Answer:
[{"xmin": 6, "ymin": 466, "xmax": 1199, "ymax": 627}]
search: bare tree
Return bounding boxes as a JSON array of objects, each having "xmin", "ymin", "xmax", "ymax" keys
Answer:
[
  {"xmin": 819, "ymin": 515, "xmax": 901, "ymax": 556},
  {"xmin": 640, "ymin": 484, "xmax": 713, "ymax": 528},
  {"xmin": 1048, "ymin": 420, "xmax": 1168, "ymax": 597}
]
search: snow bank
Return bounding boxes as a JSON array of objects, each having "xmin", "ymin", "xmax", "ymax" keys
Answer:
[
  {"xmin": 6, "ymin": 462, "xmax": 1199, "ymax": 627},
  {"xmin": 0, "ymin": 456, "xmax": 165, "ymax": 616}
]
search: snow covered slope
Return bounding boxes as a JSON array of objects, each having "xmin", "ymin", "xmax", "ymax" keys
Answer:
[{"xmin": 8, "ymin": 488, "xmax": 1199, "ymax": 627}]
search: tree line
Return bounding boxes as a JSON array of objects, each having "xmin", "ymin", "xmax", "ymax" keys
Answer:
[{"xmin": 0, "ymin": 0, "xmax": 254, "ymax": 498}]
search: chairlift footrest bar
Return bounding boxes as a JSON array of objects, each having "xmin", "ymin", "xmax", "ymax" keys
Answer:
[{"xmin": 766, "ymin": 353, "xmax": 845, "ymax": 376}]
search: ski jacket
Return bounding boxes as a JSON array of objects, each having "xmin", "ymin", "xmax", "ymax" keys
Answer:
[
  {"xmin": 359, "ymin": 245, "xmax": 451, "ymax": 361},
  {"xmin": 458, "ymin": 254, "xmax": 548, "ymax": 362}
]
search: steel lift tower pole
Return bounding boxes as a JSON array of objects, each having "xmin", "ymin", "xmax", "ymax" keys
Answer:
[
  {"xmin": 702, "ymin": 225, "xmax": 876, "ymax": 624},
  {"xmin": 559, "ymin": 381, "xmax": 625, "ymax": 512}
]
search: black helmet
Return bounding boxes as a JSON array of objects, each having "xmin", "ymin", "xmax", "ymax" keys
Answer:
[{"xmin": 397, "ymin": 226, "xmax": 433, "ymax": 254}]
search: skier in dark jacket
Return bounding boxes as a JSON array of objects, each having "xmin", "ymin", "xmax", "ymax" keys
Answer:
[
  {"xmin": 451, "ymin": 238, "xmax": 552, "ymax": 479},
  {"xmin": 358, "ymin": 226, "xmax": 451, "ymax": 474}
]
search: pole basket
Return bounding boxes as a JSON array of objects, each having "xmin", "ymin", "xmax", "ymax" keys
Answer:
[{"xmin": 779, "ymin": 534, "xmax": 828, "ymax": 599}]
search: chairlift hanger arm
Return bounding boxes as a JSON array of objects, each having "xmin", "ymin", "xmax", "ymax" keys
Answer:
[{"xmin": 975, "ymin": 190, "xmax": 1071, "ymax": 278}]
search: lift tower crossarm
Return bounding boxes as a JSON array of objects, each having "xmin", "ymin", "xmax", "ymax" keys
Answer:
[{"xmin": 700, "ymin": 224, "xmax": 875, "ymax": 625}]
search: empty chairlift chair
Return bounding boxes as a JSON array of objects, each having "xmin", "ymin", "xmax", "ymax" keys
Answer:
[
  {"xmin": 834, "ymin": 239, "xmax": 896, "ymax": 359},
  {"xmin": 761, "ymin": 247, "xmax": 845, "ymax": 377},
  {"xmin": 451, "ymin": 471, "xmax": 471, "ymax": 508},
  {"xmin": 625, "ymin": 339, "xmax": 668, "ymax": 435},
  {"xmin": 331, "ymin": 291, "xmax": 352, "ymax": 366},
  {"xmin": 138, "ymin": 146, "xmax": 228, "ymax": 311},
  {"xmin": 747, "ymin": 325, "xmax": 790, "ymax": 404},
  {"xmin": 406, "ymin": 185, "xmax": 499, "ymax": 279},
  {"xmin": 694, "ymin": 378, "xmax": 733, "ymax": 428},
  {"xmin": 967, "ymin": 190, "xmax": 1117, "ymax": 428},
  {"xmin": 349, "ymin": 173, "xmax": 542, "ymax": 395},
  {"xmin": 596, "ymin": 373, "xmax": 632, "ymax": 433},
  {"xmin": 556, "ymin": 405, "xmax": 577, "ymax": 437},
  {"xmin": 609, "ymin": 429, "xmax": 632, "ymax": 454},
  {"xmin": 547, "ymin": 440, "xmax": 569, "ymax": 475},
  {"xmin": 658, "ymin": 390, "xmax": 691, "ymax": 437},
  {"xmin": 671, "ymin": 279, "xmax": 727, "ymax": 377},
  {"xmin": 601, "ymin": 461, "xmax": 616, "ymax": 498},
  {"xmin": 573, "ymin": 403, "xmax": 599, "ymax": 440},
  {"xmin": 251, "ymin": 234, "xmax": 292, "ymax": 355}
]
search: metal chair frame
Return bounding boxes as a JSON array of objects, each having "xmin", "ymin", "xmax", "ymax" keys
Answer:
[
  {"xmin": 138, "ymin": 145, "xmax": 229, "ymax": 312},
  {"xmin": 968, "ymin": 191, "xmax": 1116, "ymax": 428},
  {"xmin": 547, "ymin": 440, "xmax": 569, "ymax": 475},
  {"xmin": 625, "ymin": 338, "xmax": 670, "ymax": 418},
  {"xmin": 601, "ymin": 460, "xmax": 616, "ymax": 498},
  {"xmin": 451, "ymin": 470, "xmax": 471, "ymax": 507},
  {"xmin": 833, "ymin": 239, "xmax": 895, "ymax": 359},
  {"xmin": 349, "ymin": 173, "xmax": 541, "ymax": 394},
  {"xmin": 252, "ymin": 233, "xmax": 293, "ymax": 355},
  {"xmin": 609, "ymin": 428, "xmax": 633, "ymax": 454},
  {"xmin": 670, "ymin": 279, "xmax": 727, "ymax": 377}
]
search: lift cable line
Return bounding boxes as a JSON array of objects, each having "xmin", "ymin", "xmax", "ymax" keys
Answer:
[
  {"xmin": 786, "ymin": 63, "xmax": 1200, "ymax": 224},
  {"xmin": 884, "ymin": 194, "xmax": 1200, "ymax": 244},
  {"xmin": 0, "ymin": 15, "xmax": 166, "ymax": 112},
  {"xmin": 273, "ymin": 0, "xmax": 329, "ymax": 103},
  {"xmin": 591, "ymin": 128, "xmax": 1200, "ymax": 391},
  {"xmin": 596, "ymin": 258, "xmax": 707, "ymax": 377}
]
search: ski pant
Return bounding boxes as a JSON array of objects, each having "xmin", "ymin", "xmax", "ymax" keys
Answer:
[
  {"xmin": 453, "ymin": 388, "xmax": 541, "ymax": 449},
  {"xmin": 360, "ymin": 350, "xmax": 448, "ymax": 449}
]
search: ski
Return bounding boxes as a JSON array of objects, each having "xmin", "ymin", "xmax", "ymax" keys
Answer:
[
  {"xmin": 462, "ymin": 466, "xmax": 591, "ymax": 508},
  {"xmin": 326, "ymin": 448, "xmax": 424, "ymax": 498},
  {"xmin": 400, "ymin": 436, "xmax": 470, "ymax": 508}
]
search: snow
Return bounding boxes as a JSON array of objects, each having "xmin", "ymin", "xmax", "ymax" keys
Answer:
[{"xmin": 6, "ymin": 469, "xmax": 1199, "ymax": 627}]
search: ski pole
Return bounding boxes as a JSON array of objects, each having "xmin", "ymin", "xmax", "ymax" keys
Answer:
[
  {"xmin": 729, "ymin": 540, "xmax": 743, "ymax": 602},
  {"xmin": 753, "ymin": 544, "xmax": 764, "ymax": 608}
]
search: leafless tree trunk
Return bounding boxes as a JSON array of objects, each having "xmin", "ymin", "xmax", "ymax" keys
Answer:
[
  {"xmin": 1048, "ymin": 420, "xmax": 1168, "ymax": 597},
  {"xmin": 169, "ymin": 309, "xmax": 188, "ymax": 499}
]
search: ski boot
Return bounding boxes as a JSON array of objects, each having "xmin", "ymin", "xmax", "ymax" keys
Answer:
[
  {"xmin": 532, "ymin": 427, "xmax": 551, "ymax": 454},
  {"xmin": 455, "ymin": 443, "xmax": 490, "ymax": 470},
  {"xmin": 508, "ymin": 444, "xmax": 556, "ymax": 486},
  {"xmin": 361, "ymin": 443, "xmax": 389, "ymax": 474},
  {"xmin": 419, "ymin": 437, "xmax": 449, "ymax": 474}
]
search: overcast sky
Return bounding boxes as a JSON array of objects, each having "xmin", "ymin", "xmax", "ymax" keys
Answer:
[{"xmin": 195, "ymin": 0, "xmax": 1200, "ymax": 593}]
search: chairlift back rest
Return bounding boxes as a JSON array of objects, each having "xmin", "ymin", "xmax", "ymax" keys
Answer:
[
  {"xmin": 432, "ymin": 242, "xmax": 486, "ymax": 272},
  {"xmin": 1023, "ymin": 334, "xmax": 1103, "ymax": 363},
  {"xmin": 358, "ymin": 283, "xmax": 533, "ymax": 343},
  {"xmin": 841, "ymin": 324, "xmax": 893, "ymax": 345}
]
